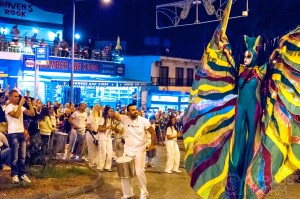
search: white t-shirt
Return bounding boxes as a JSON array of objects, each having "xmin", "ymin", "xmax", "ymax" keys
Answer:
[
  {"xmin": 98, "ymin": 117, "xmax": 115, "ymax": 141},
  {"xmin": 5, "ymin": 104, "xmax": 26, "ymax": 134},
  {"xmin": 120, "ymin": 115, "xmax": 151, "ymax": 154},
  {"xmin": 87, "ymin": 115, "xmax": 100, "ymax": 132},
  {"xmin": 70, "ymin": 110, "xmax": 87, "ymax": 132},
  {"xmin": 166, "ymin": 126, "xmax": 178, "ymax": 141}
]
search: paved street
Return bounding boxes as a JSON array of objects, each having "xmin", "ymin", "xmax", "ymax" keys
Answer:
[{"xmin": 73, "ymin": 141, "xmax": 300, "ymax": 199}]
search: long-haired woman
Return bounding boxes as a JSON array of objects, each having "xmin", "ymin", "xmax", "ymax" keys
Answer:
[
  {"xmin": 38, "ymin": 106, "xmax": 55, "ymax": 154},
  {"xmin": 86, "ymin": 104, "xmax": 101, "ymax": 167},
  {"xmin": 164, "ymin": 115, "xmax": 181, "ymax": 174},
  {"xmin": 97, "ymin": 105, "xmax": 116, "ymax": 171}
]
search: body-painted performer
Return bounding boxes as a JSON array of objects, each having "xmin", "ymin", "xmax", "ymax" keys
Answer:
[{"xmin": 182, "ymin": 0, "xmax": 300, "ymax": 198}]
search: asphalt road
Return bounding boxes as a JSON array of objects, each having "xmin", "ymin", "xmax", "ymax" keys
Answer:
[{"xmin": 73, "ymin": 141, "xmax": 300, "ymax": 199}]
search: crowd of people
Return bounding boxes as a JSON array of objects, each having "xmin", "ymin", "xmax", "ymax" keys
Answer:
[
  {"xmin": 0, "ymin": 24, "xmax": 121, "ymax": 61},
  {"xmin": 0, "ymin": 87, "xmax": 184, "ymax": 199}
]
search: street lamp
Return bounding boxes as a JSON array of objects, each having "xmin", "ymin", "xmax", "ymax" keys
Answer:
[
  {"xmin": 75, "ymin": 33, "xmax": 80, "ymax": 40},
  {"xmin": 70, "ymin": 0, "xmax": 112, "ymax": 103}
]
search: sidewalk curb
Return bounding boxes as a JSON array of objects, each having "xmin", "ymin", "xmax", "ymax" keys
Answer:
[{"xmin": 24, "ymin": 166, "xmax": 105, "ymax": 199}]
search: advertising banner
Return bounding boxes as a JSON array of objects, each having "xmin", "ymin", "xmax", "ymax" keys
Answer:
[
  {"xmin": 0, "ymin": 0, "xmax": 63, "ymax": 24},
  {"xmin": 22, "ymin": 54, "xmax": 125, "ymax": 76},
  {"xmin": 35, "ymin": 46, "xmax": 49, "ymax": 65}
]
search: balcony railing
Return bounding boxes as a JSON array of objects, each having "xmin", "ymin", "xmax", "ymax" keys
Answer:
[{"xmin": 151, "ymin": 77, "xmax": 193, "ymax": 87}]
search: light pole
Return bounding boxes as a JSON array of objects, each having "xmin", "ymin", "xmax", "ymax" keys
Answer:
[
  {"xmin": 70, "ymin": 0, "xmax": 76, "ymax": 103},
  {"xmin": 69, "ymin": 0, "xmax": 112, "ymax": 103}
]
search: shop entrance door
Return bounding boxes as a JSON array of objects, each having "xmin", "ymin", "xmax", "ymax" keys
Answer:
[
  {"xmin": 176, "ymin": 67, "xmax": 184, "ymax": 86},
  {"xmin": 159, "ymin": 66, "xmax": 169, "ymax": 86}
]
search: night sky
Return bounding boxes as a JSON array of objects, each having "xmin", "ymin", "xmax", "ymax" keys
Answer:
[{"xmin": 26, "ymin": 0, "xmax": 300, "ymax": 60}]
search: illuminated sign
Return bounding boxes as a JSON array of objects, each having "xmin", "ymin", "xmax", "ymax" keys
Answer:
[
  {"xmin": 0, "ymin": 0, "xmax": 63, "ymax": 24},
  {"xmin": 35, "ymin": 47, "xmax": 49, "ymax": 65},
  {"xmin": 22, "ymin": 55, "xmax": 125, "ymax": 76},
  {"xmin": 0, "ymin": 73, "xmax": 8, "ymax": 77},
  {"xmin": 0, "ymin": 0, "xmax": 32, "ymax": 18}
]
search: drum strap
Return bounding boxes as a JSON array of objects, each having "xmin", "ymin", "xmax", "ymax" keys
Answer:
[{"xmin": 88, "ymin": 130, "xmax": 97, "ymax": 140}]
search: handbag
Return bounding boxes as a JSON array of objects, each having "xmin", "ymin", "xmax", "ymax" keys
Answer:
[{"xmin": 88, "ymin": 130, "xmax": 98, "ymax": 146}]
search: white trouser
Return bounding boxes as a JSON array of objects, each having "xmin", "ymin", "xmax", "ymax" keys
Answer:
[
  {"xmin": 98, "ymin": 138, "xmax": 113, "ymax": 169},
  {"xmin": 86, "ymin": 132, "xmax": 99, "ymax": 166},
  {"xmin": 68, "ymin": 129, "xmax": 76, "ymax": 154},
  {"xmin": 165, "ymin": 140, "xmax": 180, "ymax": 172},
  {"xmin": 121, "ymin": 150, "xmax": 148, "ymax": 198}
]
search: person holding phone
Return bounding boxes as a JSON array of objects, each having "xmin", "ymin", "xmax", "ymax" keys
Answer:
[{"xmin": 5, "ymin": 90, "xmax": 35, "ymax": 183}]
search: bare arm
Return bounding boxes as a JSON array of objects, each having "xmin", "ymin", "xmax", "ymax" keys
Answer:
[
  {"xmin": 23, "ymin": 98, "xmax": 35, "ymax": 116},
  {"xmin": 97, "ymin": 124, "xmax": 108, "ymax": 132},
  {"xmin": 166, "ymin": 132, "xmax": 180, "ymax": 139},
  {"xmin": 147, "ymin": 126, "xmax": 156, "ymax": 150},
  {"xmin": 114, "ymin": 111, "xmax": 121, "ymax": 121},
  {"xmin": 8, "ymin": 97, "xmax": 26, "ymax": 118},
  {"xmin": 86, "ymin": 124, "xmax": 93, "ymax": 132},
  {"xmin": 68, "ymin": 116, "xmax": 79, "ymax": 129}
]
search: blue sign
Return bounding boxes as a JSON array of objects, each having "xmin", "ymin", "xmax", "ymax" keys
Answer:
[
  {"xmin": 22, "ymin": 55, "xmax": 125, "ymax": 76},
  {"xmin": 35, "ymin": 47, "xmax": 49, "ymax": 65},
  {"xmin": 118, "ymin": 82, "xmax": 149, "ymax": 87},
  {"xmin": 54, "ymin": 81, "xmax": 118, "ymax": 87}
]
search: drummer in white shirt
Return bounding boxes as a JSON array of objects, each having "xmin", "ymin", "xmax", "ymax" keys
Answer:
[{"xmin": 115, "ymin": 103, "xmax": 156, "ymax": 199}]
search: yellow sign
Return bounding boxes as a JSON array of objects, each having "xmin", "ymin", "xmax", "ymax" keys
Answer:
[
  {"xmin": 0, "ymin": 74, "xmax": 8, "ymax": 77},
  {"xmin": 36, "ymin": 60, "xmax": 49, "ymax": 65}
]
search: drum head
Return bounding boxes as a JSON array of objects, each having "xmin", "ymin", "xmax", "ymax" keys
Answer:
[{"xmin": 116, "ymin": 156, "xmax": 133, "ymax": 163}]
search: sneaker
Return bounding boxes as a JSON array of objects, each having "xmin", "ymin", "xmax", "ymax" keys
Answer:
[
  {"xmin": 12, "ymin": 175, "xmax": 19, "ymax": 184},
  {"xmin": 147, "ymin": 164, "xmax": 154, "ymax": 168},
  {"xmin": 165, "ymin": 170, "xmax": 172, "ymax": 174},
  {"xmin": 121, "ymin": 195, "xmax": 133, "ymax": 199},
  {"xmin": 173, "ymin": 170, "xmax": 182, "ymax": 173},
  {"xmin": 20, "ymin": 175, "xmax": 31, "ymax": 183},
  {"xmin": 82, "ymin": 156, "xmax": 88, "ymax": 162},
  {"xmin": 2, "ymin": 165, "xmax": 11, "ymax": 171},
  {"xmin": 74, "ymin": 156, "xmax": 82, "ymax": 162},
  {"xmin": 106, "ymin": 169, "xmax": 112, "ymax": 172}
]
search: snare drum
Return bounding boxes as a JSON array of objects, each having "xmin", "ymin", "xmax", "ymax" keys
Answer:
[
  {"xmin": 116, "ymin": 156, "xmax": 135, "ymax": 179},
  {"xmin": 52, "ymin": 132, "xmax": 68, "ymax": 153}
]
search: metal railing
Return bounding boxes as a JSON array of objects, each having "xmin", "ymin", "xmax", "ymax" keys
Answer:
[
  {"xmin": 151, "ymin": 77, "xmax": 193, "ymax": 87},
  {"xmin": 0, "ymin": 34, "xmax": 122, "ymax": 62}
]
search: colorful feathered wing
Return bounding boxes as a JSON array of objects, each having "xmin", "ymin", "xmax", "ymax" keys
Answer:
[
  {"xmin": 246, "ymin": 26, "xmax": 300, "ymax": 198},
  {"xmin": 182, "ymin": 0, "xmax": 237, "ymax": 198}
]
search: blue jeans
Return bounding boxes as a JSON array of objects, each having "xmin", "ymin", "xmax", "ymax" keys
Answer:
[
  {"xmin": 7, "ymin": 133, "xmax": 26, "ymax": 177},
  {"xmin": 1, "ymin": 147, "xmax": 11, "ymax": 167}
]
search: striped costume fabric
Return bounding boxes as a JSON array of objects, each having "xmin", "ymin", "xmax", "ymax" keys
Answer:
[
  {"xmin": 246, "ymin": 26, "xmax": 300, "ymax": 198},
  {"xmin": 182, "ymin": 0, "xmax": 300, "ymax": 197}
]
